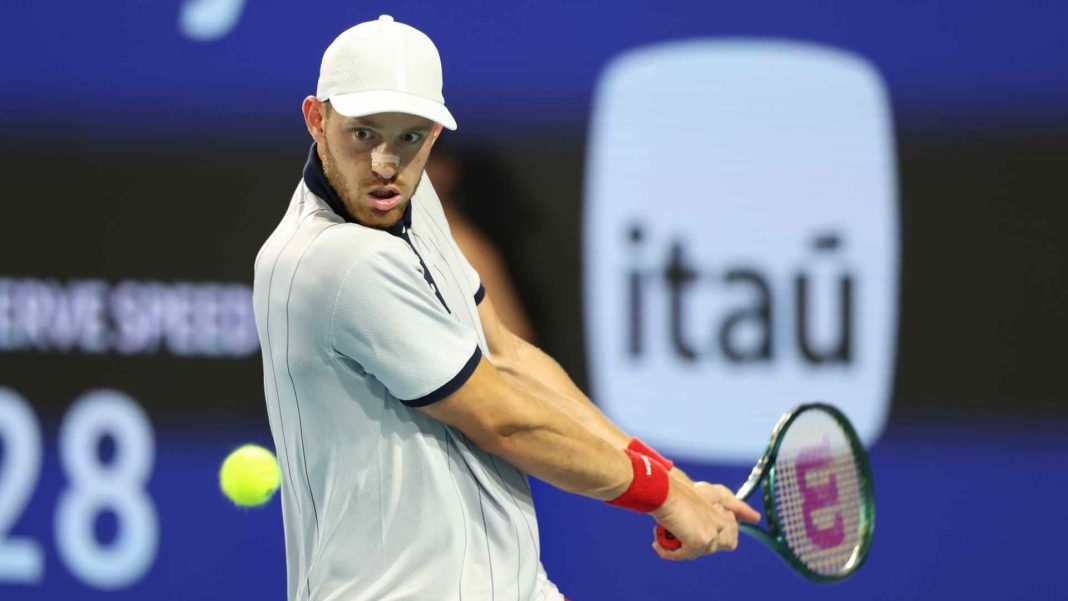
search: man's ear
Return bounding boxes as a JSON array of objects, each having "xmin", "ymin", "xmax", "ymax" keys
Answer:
[
  {"xmin": 431, "ymin": 123, "xmax": 443, "ymax": 141},
  {"xmin": 302, "ymin": 96, "xmax": 326, "ymax": 142}
]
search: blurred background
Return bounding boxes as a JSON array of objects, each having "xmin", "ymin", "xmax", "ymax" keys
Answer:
[{"xmin": 1, "ymin": 1, "xmax": 1066, "ymax": 599}]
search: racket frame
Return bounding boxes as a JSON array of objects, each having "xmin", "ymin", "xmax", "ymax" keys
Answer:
[{"xmin": 738, "ymin": 402, "xmax": 875, "ymax": 583}]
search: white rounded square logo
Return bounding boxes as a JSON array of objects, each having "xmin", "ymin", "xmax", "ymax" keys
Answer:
[{"xmin": 584, "ymin": 40, "xmax": 899, "ymax": 463}]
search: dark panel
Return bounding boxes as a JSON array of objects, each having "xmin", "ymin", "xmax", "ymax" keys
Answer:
[{"xmin": 3, "ymin": 129, "xmax": 1067, "ymax": 422}]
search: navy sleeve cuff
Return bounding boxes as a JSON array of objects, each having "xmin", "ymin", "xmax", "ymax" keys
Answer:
[
  {"xmin": 474, "ymin": 283, "xmax": 486, "ymax": 305},
  {"xmin": 400, "ymin": 346, "xmax": 483, "ymax": 407}
]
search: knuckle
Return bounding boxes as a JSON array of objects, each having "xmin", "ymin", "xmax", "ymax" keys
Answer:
[{"xmin": 719, "ymin": 527, "xmax": 738, "ymax": 550}]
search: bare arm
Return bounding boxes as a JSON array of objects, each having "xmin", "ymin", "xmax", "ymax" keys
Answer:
[
  {"xmin": 477, "ymin": 295, "xmax": 630, "ymax": 446},
  {"xmin": 417, "ymin": 353, "xmax": 740, "ymax": 558},
  {"xmin": 477, "ymin": 294, "xmax": 699, "ymax": 485},
  {"xmin": 418, "ymin": 355, "xmax": 630, "ymax": 499}
]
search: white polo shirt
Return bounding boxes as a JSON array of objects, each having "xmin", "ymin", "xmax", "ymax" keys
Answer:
[{"xmin": 252, "ymin": 144, "xmax": 563, "ymax": 601}]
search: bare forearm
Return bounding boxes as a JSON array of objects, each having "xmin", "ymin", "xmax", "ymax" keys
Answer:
[
  {"xmin": 477, "ymin": 296, "xmax": 690, "ymax": 485},
  {"xmin": 419, "ymin": 358, "xmax": 632, "ymax": 501},
  {"xmin": 499, "ymin": 337, "xmax": 589, "ymax": 405},
  {"xmin": 488, "ymin": 393, "xmax": 633, "ymax": 500},
  {"xmin": 499, "ymin": 338, "xmax": 697, "ymax": 485},
  {"xmin": 496, "ymin": 337, "xmax": 630, "ymax": 447}
]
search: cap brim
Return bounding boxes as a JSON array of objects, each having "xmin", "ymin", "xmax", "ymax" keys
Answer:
[{"xmin": 326, "ymin": 90, "xmax": 457, "ymax": 131}]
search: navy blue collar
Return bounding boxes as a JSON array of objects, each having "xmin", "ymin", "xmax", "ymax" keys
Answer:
[{"xmin": 302, "ymin": 142, "xmax": 411, "ymax": 236}]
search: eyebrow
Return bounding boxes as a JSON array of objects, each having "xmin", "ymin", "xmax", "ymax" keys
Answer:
[{"xmin": 350, "ymin": 118, "xmax": 432, "ymax": 132}]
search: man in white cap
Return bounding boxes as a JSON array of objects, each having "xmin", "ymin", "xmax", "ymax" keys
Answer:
[{"xmin": 253, "ymin": 15, "xmax": 758, "ymax": 601}]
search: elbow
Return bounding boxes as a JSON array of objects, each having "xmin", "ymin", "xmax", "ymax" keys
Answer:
[
  {"xmin": 440, "ymin": 360, "xmax": 538, "ymax": 457},
  {"xmin": 487, "ymin": 331, "xmax": 523, "ymax": 377},
  {"xmin": 464, "ymin": 426, "xmax": 504, "ymax": 455}
]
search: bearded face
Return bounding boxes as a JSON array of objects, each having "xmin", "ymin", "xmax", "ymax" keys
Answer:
[{"xmin": 318, "ymin": 105, "xmax": 440, "ymax": 229}]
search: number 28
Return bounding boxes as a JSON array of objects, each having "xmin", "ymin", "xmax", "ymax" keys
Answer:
[{"xmin": 0, "ymin": 387, "xmax": 158, "ymax": 590}]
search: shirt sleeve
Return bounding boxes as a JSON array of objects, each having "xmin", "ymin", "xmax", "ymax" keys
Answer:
[{"xmin": 330, "ymin": 245, "xmax": 482, "ymax": 406}]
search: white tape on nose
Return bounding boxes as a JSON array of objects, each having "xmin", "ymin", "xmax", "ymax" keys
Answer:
[{"xmin": 371, "ymin": 152, "xmax": 400, "ymax": 170}]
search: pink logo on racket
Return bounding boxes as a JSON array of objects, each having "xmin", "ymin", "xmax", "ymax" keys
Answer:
[{"xmin": 795, "ymin": 438, "xmax": 845, "ymax": 548}]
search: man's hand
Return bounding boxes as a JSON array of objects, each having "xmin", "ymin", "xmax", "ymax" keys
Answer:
[
  {"xmin": 650, "ymin": 475, "xmax": 743, "ymax": 560},
  {"xmin": 649, "ymin": 479, "xmax": 762, "ymax": 560},
  {"xmin": 693, "ymin": 482, "xmax": 761, "ymax": 524}
]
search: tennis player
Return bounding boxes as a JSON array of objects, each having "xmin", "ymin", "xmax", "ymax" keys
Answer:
[{"xmin": 252, "ymin": 15, "xmax": 759, "ymax": 601}]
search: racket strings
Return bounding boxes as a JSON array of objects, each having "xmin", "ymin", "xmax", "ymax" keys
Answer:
[{"xmin": 773, "ymin": 451, "xmax": 863, "ymax": 575}]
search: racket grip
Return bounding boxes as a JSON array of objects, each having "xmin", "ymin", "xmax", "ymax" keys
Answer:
[{"xmin": 655, "ymin": 524, "xmax": 682, "ymax": 550}]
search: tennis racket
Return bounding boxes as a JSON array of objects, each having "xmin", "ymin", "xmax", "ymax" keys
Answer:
[{"xmin": 655, "ymin": 403, "xmax": 875, "ymax": 583}]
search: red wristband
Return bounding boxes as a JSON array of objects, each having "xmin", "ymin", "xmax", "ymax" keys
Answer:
[
  {"xmin": 607, "ymin": 449, "xmax": 669, "ymax": 513},
  {"xmin": 627, "ymin": 438, "xmax": 675, "ymax": 471}
]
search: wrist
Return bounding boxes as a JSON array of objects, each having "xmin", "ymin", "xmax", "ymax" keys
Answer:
[
  {"xmin": 606, "ymin": 449, "xmax": 669, "ymax": 513},
  {"xmin": 627, "ymin": 437, "xmax": 674, "ymax": 471},
  {"xmin": 650, "ymin": 484, "xmax": 677, "ymax": 523}
]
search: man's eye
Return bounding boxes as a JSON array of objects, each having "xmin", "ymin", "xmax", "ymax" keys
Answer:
[
  {"xmin": 401, "ymin": 133, "xmax": 423, "ymax": 144},
  {"xmin": 353, "ymin": 129, "xmax": 374, "ymax": 140}
]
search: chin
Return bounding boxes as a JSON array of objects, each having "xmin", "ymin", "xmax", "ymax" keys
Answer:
[{"xmin": 356, "ymin": 204, "xmax": 406, "ymax": 229}]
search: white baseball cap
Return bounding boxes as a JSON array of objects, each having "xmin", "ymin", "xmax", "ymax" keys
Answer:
[{"xmin": 316, "ymin": 15, "xmax": 457, "ymax": 130}]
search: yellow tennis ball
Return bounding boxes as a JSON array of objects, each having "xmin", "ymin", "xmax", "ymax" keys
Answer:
[{"xmin": 219, "ymin": 444, "xmax": 281, "ymax": 507}]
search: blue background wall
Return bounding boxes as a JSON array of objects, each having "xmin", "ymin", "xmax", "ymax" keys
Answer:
[{"xmin": 3, "ymin": 0, "xmax": 1066, "ymax": 133}]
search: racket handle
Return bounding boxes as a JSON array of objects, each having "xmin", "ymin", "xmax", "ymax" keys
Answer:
[{"xmin": 655, "ymin": 524, "xmax": 682, "ymax": 550}]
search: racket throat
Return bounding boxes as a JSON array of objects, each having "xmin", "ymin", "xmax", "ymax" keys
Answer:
[{"xmin": 735, "ymin": 458, "xmax": 766, "ymax": 499}]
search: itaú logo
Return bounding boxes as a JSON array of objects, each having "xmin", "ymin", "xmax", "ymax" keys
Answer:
[
  {"xmin": 583, "ymin": 39, "xmax": 898, "ymax": 463},
  {"xmin": 624, "ymin": 228, "xmax": 857, "ymax": 366}
]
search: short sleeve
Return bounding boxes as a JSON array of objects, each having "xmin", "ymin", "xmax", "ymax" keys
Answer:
[{"xmin": 330, "ymin": 246, "xmax": 481, "ymax": 406}]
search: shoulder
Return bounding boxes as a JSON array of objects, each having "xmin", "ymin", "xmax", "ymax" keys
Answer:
[
  {"xmin": 256, "ymin": 190, "xmax": 417, "ymax": 295},
  {"xmin": 261, "ymin": 229, "xmax": 412, "ymax": 334},
  {"xmin": 289, "ymin": 185, "xmax": 414, "ymax": 277},
  {"xmin": 311, "ymin": 223, "xmax": 415, "ymax": 279}
]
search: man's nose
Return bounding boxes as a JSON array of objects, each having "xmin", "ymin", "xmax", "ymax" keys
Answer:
[{"xmin": 371, "ymin": 148, "xmax": 400, "ymax": 180}]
